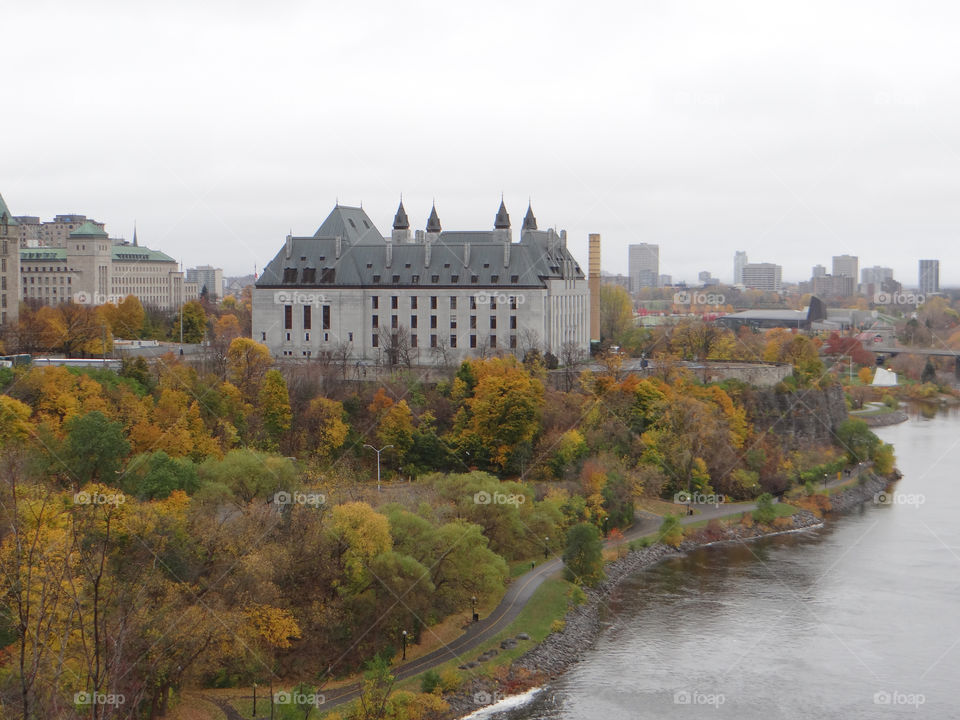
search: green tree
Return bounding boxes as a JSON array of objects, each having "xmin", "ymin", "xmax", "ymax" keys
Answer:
[
  {"xmin": 752, "ymin": 492, "xmax": 776, "ymax": 525},
  {"xmin": 563, "ymin": 522, "xmax": 604, "ymax": 586},
  {"xmin": 834, "ymin": 419, "xmax": 881, "ymax": 464},
  {"xmin": 122, "ymin": 451, "xmax": 199, "ymax": 500},
  {"xmin": 599, "ymin": 284, "xmax": 633, "ymax": 344},
  {"xmin": 174, "ymin": 300, "xmax": 207, "ymax": 344},
  {"xmin": 62, "ymin": 411, "xmax": 130, "ymax": 488}
]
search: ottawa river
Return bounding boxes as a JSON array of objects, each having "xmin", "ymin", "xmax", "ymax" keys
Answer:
[{"xmin": 491, "ymin": 407, "xmax": 960, "ymax": 719}]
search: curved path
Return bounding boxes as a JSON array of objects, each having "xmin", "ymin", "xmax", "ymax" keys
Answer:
[{"xmin": 289, "ymin": 468, "xmax": 870, "ymax": 712}]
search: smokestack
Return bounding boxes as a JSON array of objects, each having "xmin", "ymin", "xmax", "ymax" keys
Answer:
[{"xmin": 589, "ymin": 234, "xmax": 601, "ymax": 343}]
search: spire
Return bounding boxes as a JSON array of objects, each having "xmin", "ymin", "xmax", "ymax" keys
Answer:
[
  {"xmin": 393, "ymin": 198, "xmax": 409, "ymax": 230},
  {"xmin": 426, "ymin": 202, "xmax": 441, "ymax": 233},
  {"xmin": 522, "ymin": 201, "xmax": 537, "ymax": 231},
  {"xmin": 494, "ymin": 198, "xmax": 511, "ymax": 229},
  {"xmin": 132, "ymin": 222, "xmax": 138, "ymax": 246}
]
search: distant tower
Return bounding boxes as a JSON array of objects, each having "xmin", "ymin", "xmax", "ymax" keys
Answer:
[
  {"xmin": 734, "ymin": 251, "xmax": 748, "ymax": 285},
  {"xmin": 132, "ymin": 222, "xmax": 138, "ymax": 246},
  {"xmin": 391, "ymin": 198, "xmax": 410, "ymax": 244},
  {"xmin": 426, "ymin": 202, "xmax": 442, "ymax": 236},
  {"xmin": 589, "ymin": 234, "xmax": 601, "ymax": 344},
  {"xmin": 919, "ymin": 259, "xmax": 940, "ymax": 295}
]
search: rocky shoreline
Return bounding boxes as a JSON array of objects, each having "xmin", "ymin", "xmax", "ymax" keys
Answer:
[
  {"xmin": 857, "ymin": 409, "xmax": 909, "ymax": 427},
  {"xmin": 444, "ymin": 471, "xmax": 897, "ymax": 718}
]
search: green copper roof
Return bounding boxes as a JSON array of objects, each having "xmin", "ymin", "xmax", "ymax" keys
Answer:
[
  {"xmin": 69, "ymin": 220, "xmax": 108, "ymax": 238},
  {"xmin": 21, "ymin": 248, "xmax": 67, "ymax": 261},
  {"xmin": 112, "ymin": 245, "xmax": 176, "ymax": 263},
  {"xmin": 0, "ymin": 193, "xmax": 18, "ymax": 225}
]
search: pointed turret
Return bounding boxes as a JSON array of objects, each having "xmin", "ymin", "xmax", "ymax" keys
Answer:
[
  {"xmin": 132, "ymin": 223, "xmax": 138, "ymax": 246},
  {"xmin": 522, "ymin": 202, "xmax": 537, "ymax": 231},
  {"xmin": 426, "ymin": 203, "xmax": 442, "ymax": 233},
  {"xmin": 392, "ymin": 199, "xmax": 409, "ymax": 230},
  {"xmin": 494, "ymin": 199, "xmax": 511, "ymax": 229}
]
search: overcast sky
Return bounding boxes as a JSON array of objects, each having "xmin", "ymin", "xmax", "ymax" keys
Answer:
[{"xmin": 4, "ymin": 0, "xmax": 957, "ymax": 286}]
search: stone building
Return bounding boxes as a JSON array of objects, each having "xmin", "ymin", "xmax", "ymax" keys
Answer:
[
  {"xmin": 253, "ymin": 200, "xmax": 590, "ymax": 365},
  {"xmin": 0, "ymin": 193, "xmax": 20, "ymax": 327}
]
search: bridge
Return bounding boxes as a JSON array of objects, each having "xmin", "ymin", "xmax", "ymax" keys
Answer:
[{"xmin": 871, "ymin": 345, "xmax": 960, "ymax": 378}]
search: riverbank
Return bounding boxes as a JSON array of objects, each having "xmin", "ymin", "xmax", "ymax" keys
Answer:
[
  {"xmin": 443, "ymin": 471, "xmax": 895, "ymax": 719},
  {"xmin": 858, "ymin": 409, "xmax": 909, "ymax": 427}
]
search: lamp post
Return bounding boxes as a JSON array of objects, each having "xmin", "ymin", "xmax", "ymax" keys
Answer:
[
  {"xmin": 823, "ymin": 473, "xmax": 828, "ymax": 489},
  {"xmin": 401, "ymin": 629, "xmax": 408, "ymax": 661},
  {"xmin": 252, "ymin": 682, "xmax": 257, "ymax": 715},
  {"xmin": 363, "ymin": 444, "xmax": 393, "ymax": 492},
  {"xmin": 471, "ymin": 595, "xmax": 478, "ymax": 623}
]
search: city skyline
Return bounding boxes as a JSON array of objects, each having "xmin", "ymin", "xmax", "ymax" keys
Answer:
[{"xmin": 4, "ymin": 1, "xmax": 959, "ymax": 285}]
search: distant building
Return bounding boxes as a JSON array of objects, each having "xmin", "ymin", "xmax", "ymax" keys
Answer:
[
  {"xmin": 812, "ymin": 274, "xmax": 854, "ymax": 298},
  {"xmin": 588, "ymin": 234, "xmax": 600, "ymax": 343},
  {"xmin": 812, "ymin": 264, "xmax": 827, "ymax": 278},
  {"xmin": 741, "ymin": 263, "xmax": 782, "ymax": 292},
  {"xmin": 919, "ymin": 259, "xmax": 940, "ymax": 295},
  {"xmin": 0, "ymin": 193, "xmax": 21, "ymax": 327},
  {"xmin": 861, "ymin": 266, "xmax": 894, "ymax": 297},
  {"xmin": 658, "ymin": 274, "xmax": 672, "ymax": 287},
  {"xmin": 832, "ymin": 254, "xmax": 859, "ymax": 280},
  {"xmin": 698, "ymin": 270, "xmax": 718, "ymax": 286},
  {"xmin": 599, "ymin": 272, "xmax": 630, "ymax": 291},
  {"xmin": 253, "ymin": 201, "xmax": 589, "ymax": 364},
  {"xmin": 733, "ymin": 251, "xmax": 748, "ymax": 285},
  {"xmin": 13, "ymin": 213, "xmax": 106, "ymax": 249},
  {"xmin": 628, "ymin": 243, "xmax": 659, "ymax": 292},
  {"xmin": 186, "ymin": 265, "xmax": 223, "ymax": 301}
]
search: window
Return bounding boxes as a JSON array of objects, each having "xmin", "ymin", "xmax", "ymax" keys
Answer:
[
  {"xmin": 391, "ymin": 315, "xmax": 398, "ymax": 329},
  {"xmin": 348, "ymin": 332, "xmax": 354, "ymax": 342},
  {"xmin": 372, "ymin": 315, "xmax": 379, "ymax": 328},
  {"xmin": 471, "ymin": 275, "xmax": 478, "ymax": 284},
  {"xmin": 510, "ymin": 296, "xmax": 518, "ymax": 310},
  {"xmin": 430, "ymin": 334, "xmax": 437, "ymax": 348},
  {"xmin": 305, "ymin": 332, "xmax": 310, "ymax": 341},
  {"xmin": 470, "ymin": 335, "xmax": 477, "ymax": 348},
  {"xmin": 411, "ymin": 334, "xmax": 418, "ymax": 347},
  {"xmin": 303, "ymin": 305, "xmax": 312, "ymax": 330},
  {"xmin": 511, "ymin": 275, "xmax": 519, "ymax": 283},
  {"xmin": 373, "ymin": 274, "xmax": 381, "ymax": 283},
  {"xmin": 510, "ymin": 335, "xmax": 517, "ymax": 349},
  {"xmin": 286, "ymin": 332, "xmax": 291, "ymax": 341},
  {"xmin": 510, "ymin": 316, "xmax": 517, "ymax": 329},
  {"xmin": 450, "ymin": 315, "xmax": 457, "ymax": 329},
  {"xmin": 490, "ymin": 317, "xmax": 497, "ymax": 329},
  {"xmin": 323, "ymin": 305, "xmax": 330, "ymax": 329},
  {"xmin": 430, "ymin": 296, "xmax": 438, "ymax": 309},
  {"xmin": 392, "ymin": 274, "xmax": 400, "ymax": 283},
  {"xmin": 491, "ymin": 274, "xmax": 499, "ymax": 283},
  {"xmin": 411, "ymin": 296, "xmax": 418, "ymax": 309},
  {"xmin": 284, "ymin": 305, "xmax": 293, "ymax": 330},
  {"xmin": 430, "ymin": 315, "xmax": 437, "ymax": 329},
  {"xmin": 411, "ymin": 315, "xmax": 418, "ymax": 328},
  {"xmin": 372, "ymin": 296, "xmax": 379, "ymax": 309},
  {"xmin": 261, "ymin": 331, "xmax": 267, "ymax": 341},
  {"xmin": 391, "ymin": 296, "xmax": 398, "ymax": 309},
  {"xmin": 470, "ymin": 315, "xmax": 477, "ymax": 329},
  {"xmin": 449, "ymin": 296, "xmax": 457, "ymax": 309},
  {"xmin": 412, "ymin": 274, "xmax": 420, "ymax": 284},
  {"xmin": 431, "ymin": 274, "xmax": 439, "ymax": 283},
  {"xmin": 372, "ymin": 334, "xmax": 379, "ymax": 347},
  {"xmin": 451, "ymin": 274, "xmax": 459, "ymax": 283},
  {"xmin": 450, "ymin": 335, "xmax": 457, "ymax": 348},
  {"xmin": 490, "ymin": 335, "xmax": 497, "ymax": 348}
]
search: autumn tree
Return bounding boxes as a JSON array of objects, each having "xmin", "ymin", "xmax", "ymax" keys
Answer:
[
  {"xmin": 599, "ymin": 284, "xmax": 634, "ymax": 345},
  {"xmin": 227, "ymin": 337, "xmax": 272, "ymax": 401},
  {"xmin": 258, "ymin": 369, "xmax": 293, "ymax": 450},
  {"xmin": 563, "ymin": 522, "xmax": 604, "ymax": 586},
  {"xmin": 174, "ymin": 300, "xmax": 208, "ymax": 344},
  {"xmin": 211, "ymin": 313, "xmax": 243, "ymax": 378}
]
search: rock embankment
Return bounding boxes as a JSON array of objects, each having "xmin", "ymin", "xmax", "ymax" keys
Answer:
[{"xmin": 858, "ymin": 410, "xmax": 909, "ymax": 427}]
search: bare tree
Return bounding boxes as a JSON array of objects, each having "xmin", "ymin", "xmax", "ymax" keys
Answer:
[{"xmin": 560, "ymin": 340, "xmax": 586, "ymax": 391}]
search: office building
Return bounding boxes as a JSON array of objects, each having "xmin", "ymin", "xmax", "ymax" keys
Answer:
[
  {"xmin": 741, "ymin": 263, "xmax": 783, "ymax": 292},
  {"xmin": 734, "ymin": 251, "xmax": 748, "ymax": 285},
  {"xmin": 832, "ymin": 254, "xmax": 859, "ymax": 280},
  {"xmin": 919, "ymin": 259, "xmax": 940, "ymax": 296},
  {"xmin": 629, "ymin": 243, "xmax": 659, "ymax": 291}
]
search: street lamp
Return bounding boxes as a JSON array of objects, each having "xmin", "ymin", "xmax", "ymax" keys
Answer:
[
  {"xmin": 823, "ymin": 473, "xmax": 828, "ymax": 489},
  {"xmin": 401, "ymin": 629, "xmax": 408, "ymax": 660},
  {"xmin": 363, "ymin": 444, "xmax": 394, "ymax": 492},
  {"xmin": 471, "ymin": 595, "xmax": 478, "ymax": 623}
]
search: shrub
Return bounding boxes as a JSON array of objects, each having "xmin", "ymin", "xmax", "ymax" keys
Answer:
[
  {"xmin": 658, "ymin": 514, "xmax": 684, "ymax": 547},
  {"xmin": 550, "ymin": 619, "xmax": 566, "ymax": 633},
  {"xmin": 752, "ymin": 493, "xmax": 776, "ymax": 525},
  {"xmin": 420, "ymin": 670, "xmax": 441, "ymax": 694},
  {"xmin": 773, "ymin": 517, "xmax": 794, "ymax": 530},
  {"xmin": 439, "ymin": 670, "xmax": 463, "ymax": 692}
]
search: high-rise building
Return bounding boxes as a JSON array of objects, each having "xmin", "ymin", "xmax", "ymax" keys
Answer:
[
  {"xmin": 812, "ymin": 274, "xmax": 854, "ymax": 298},
  {"xmin": 0, "ymin": 193, "xmax": 21, "ymax": 328},
  {"xmin": 860, "ymin": 266, "xmax": 894, "ymax": 296},
  {"xmin": 186, "ymin": 265, "xmax": 224, "ymax": 301},
  {"xmin": 812, "ymin": 264, "xmax": 827, "ymax": 278},
  {"xmin": 588, "ymin": 234, "xmax": 600, "ymax": 343},
  {"xmin": 741, "ymin": 263, "xmax": 783, "ymax": 292},
  {"xmin": 628, "ymin": 243, "xmax": 659, "ymax": 291},
  {"xmin": 832, "ymin": 254, "xmax": 859, "ymax": 280},
  {"xmin": 734, "ymin": 251, "xmax": 748, "ymax": 285},
  {"xmin": 919, "ymin": 259, "xmax": 940, "ymax": 295}
]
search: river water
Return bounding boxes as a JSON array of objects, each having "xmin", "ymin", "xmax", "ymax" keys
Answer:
[{"xmin": 498, "ymin": 407, "xmax": 960, "ymax": 719}]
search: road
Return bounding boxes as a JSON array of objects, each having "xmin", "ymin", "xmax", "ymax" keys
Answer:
[{"xmin": 275, "ymin": 466, "xmax": 870, "ymax": 712}]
